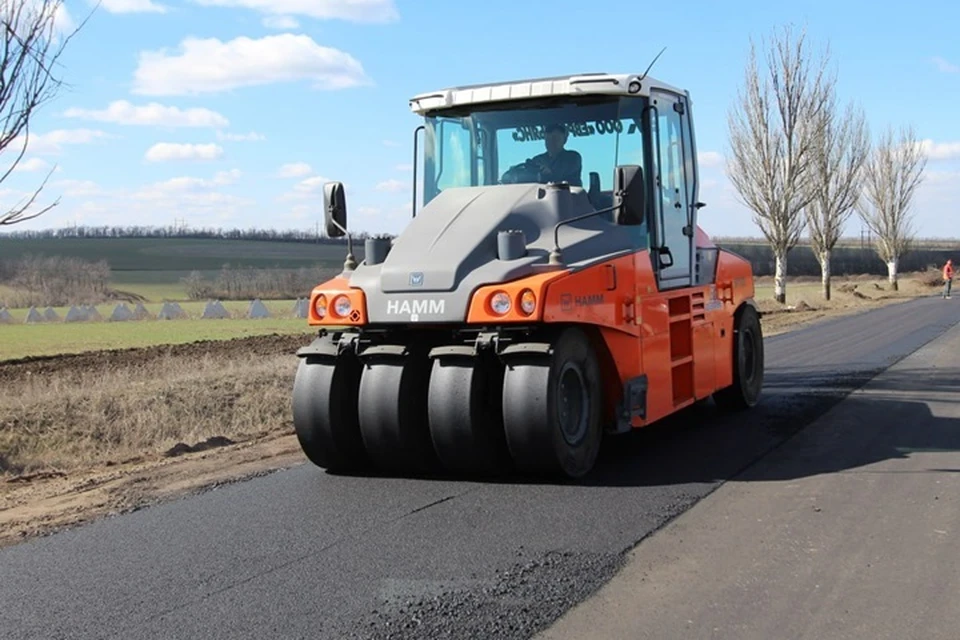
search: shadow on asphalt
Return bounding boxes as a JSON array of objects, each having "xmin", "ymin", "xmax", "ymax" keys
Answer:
[{"xmin": 327, "ymin": 365, "xmax": 960, "ymax": 490}]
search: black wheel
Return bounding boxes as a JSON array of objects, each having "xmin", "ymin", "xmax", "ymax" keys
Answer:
[
  {"xmin": 713, "ymin": 304, "xmax": 764, "ymax": 411},
  {"xmin": 427, "ymin": 353, "xmax": 511, "ymax": 476},
  {"xmin": 291, "ymin": 342, "xmax": 367, "ymax": 472},
  {"xmin": 357, "ymin": 346, "xmax": 438, "ymax": 474},
  {"xmin": 501, "ymin": 327, "xmax": 603, "ymax": 478}
]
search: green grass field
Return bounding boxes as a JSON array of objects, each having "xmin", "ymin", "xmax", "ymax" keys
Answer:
[
  {"xmin": 0, "ymin": 317, "xmax": 316, "ymax": 361},
  {"xmin": 0, "ymin": 236, "xmax": 359, "ymax": 302}
]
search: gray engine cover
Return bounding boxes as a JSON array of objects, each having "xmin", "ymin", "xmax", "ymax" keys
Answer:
[{"xmin": 345, "ymin": 183, "xmax": 640, "ymax": 324}]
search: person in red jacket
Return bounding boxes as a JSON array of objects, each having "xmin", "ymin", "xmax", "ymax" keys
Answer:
[{"xmin": 944, "ymin": 259, "xmax": 954, "ymax": 299}]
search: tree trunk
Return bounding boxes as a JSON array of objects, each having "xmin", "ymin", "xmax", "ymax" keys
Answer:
[
  {"xmin": 887, "ymin": 258, "xmax": 899, "ymax": 292},
  {"xmin": 774, "ymin": 249, "xmax": 787, "ymax": 304},
  {"xmin": 820, "ymin": 249, "xmax": 832, "ymax": 301}
]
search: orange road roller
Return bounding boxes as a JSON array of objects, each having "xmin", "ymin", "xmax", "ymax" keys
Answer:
[{"xmin": 292, "ymin": 71, "xmax": 764, "ymax": 479}]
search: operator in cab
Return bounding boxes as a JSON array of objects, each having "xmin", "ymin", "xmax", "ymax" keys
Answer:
[
  {"xmin": 501, "ymin": 122, "xmax": 583, "ymax": 187},
  {"xmin": 531, "ymin": 123, "xmax": 583, "ymax": 187}
]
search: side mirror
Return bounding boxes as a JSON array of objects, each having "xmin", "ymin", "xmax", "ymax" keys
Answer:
[
  {"xmin": 323, "ymin": 181, "xmax": 348, "ymax": 238},
  {"xmin": 613, "ymin": 165, "xmax": 645, "ymax": 226}
]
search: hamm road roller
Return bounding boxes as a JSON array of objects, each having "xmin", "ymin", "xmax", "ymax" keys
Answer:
[{"xmin": 292, "ymin": 71, "xmax": 764, "ymax": 479}]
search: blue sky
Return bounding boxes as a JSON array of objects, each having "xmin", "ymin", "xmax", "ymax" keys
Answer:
[{"xmin": 3, "ymin": 0, "xmax": 959, "ymax": 240}]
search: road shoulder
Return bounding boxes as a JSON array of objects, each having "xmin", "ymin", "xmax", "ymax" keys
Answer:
[{"xmin": 537, "ymin": 315, "xmax": 960, "ymax": 639}]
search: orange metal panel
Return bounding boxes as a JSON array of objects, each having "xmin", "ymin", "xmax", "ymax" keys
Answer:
[
  {"xmin": 307, "ymin": 276, "xmax": 368, "ymax": 327},
  {"xmin": 693, "ymin": 321, "xmax": 716, "ymax": 399},
  {"xmin": 465, "ymin": 270, "xmax": 569, "ymax": 323},
  {"xmin": 541, "ymin": 253, "xmax": 639, "ymax": 335}
]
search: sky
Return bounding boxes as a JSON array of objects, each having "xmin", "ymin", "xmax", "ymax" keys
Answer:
[{"xmin": 2, "ymin": 0, "xmax": 959, "ymax": 240}]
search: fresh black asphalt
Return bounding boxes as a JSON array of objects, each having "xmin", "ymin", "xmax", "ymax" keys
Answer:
[{"xmin": 1, "ymin": 296, "xmax": 957, "ymax": 639}]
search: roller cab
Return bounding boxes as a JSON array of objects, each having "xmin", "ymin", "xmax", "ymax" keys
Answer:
[{"xmin": 293, "ymin": 72, "xmax": 764, "ymax": 479}]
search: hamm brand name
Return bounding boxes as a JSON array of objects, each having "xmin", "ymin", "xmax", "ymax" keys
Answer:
[{"xmin": 385, "ymin": 298, "xmax": 445, "ymax": 315}]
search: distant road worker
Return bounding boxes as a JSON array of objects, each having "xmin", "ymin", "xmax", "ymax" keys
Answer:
[{"xmin": 943, "ymin": 259, "xmax": 954, "ymax": 299}]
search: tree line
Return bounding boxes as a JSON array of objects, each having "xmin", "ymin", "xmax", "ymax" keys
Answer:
[
  {"xmin": 726, "ymin": 24, "xmax": 931, "ymax": 302},
  {"xmin": 0, "ymin": 225, "xmax": 392, "ymax": 243}
]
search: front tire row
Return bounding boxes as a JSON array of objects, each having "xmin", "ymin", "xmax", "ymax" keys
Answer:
[{"xmin": 293, "ymin": 309, "xmax": 763, "ymax": 480}]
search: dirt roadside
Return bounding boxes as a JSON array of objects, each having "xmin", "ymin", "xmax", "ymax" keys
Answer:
[{"xmin": 0, "ymin": 279, "xmax": 939, "ymax": 550}]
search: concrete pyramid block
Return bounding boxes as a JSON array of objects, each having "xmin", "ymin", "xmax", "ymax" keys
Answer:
[
  {"xmin": 247, "ymin": 298, "xmax": 270, "ymax": 319},
  {"xmin": 85, "ymin": 305, "xmax": 103, "ymax": 322},
  {"xmin": 293, "ymin": 298, "xmax": 308, "ymax": 318},
  {"xmin": 65, "ymin": 305, "xmax": 86, "ymax": 322},
  {"xmin": 202, "ymin": 300, "xmax": 230, "ymax": 319},
  {"xmin": 0, "ymin": 308, "xmax": 12, "ymax": 324},
  {"xmin": 110, "ymin": 303, "xmax": 134, "ymax": 322},
  {"xmin": 24, "ymin": 307, "xmax": 43, "ymax": 323},
  {"xmin": 133, "ymin": 302, "xmax": 152, "ymax": 320},
  {"xmin": 158, "ymin": 301, "xmax": 187, "ymax": 320},
  {"xmin": 43, "ymin": 307, "xmax": 60, "ymax": 322}
]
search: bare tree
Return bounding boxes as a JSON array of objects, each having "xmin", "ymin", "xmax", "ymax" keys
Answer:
[
  {"xmin": 726, "ymin": 24, "xmax": 835, "ymax": 303},
  {"xmin": 856, "ymin": 125, "xmax": 927, "ymax": 291},
  {"xmin": 805, "ymin": 100, "xmax": 870, "ymax": 300},
  {"xmin": 0, "ymin": 0, "xmax": 92, "ymax": 227}
]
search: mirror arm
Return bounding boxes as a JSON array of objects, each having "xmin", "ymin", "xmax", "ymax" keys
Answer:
[
  {"xmin": 549, "ymin": 200, "xmax": 624, "ymax": 265},
  {"xmin": 330, "ymin": 217, "xmax": 356, "ymax": 271}
]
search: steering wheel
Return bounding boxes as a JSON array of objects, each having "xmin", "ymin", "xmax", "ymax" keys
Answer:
[{"xmin": 500, "ymin": 158, "xmax": 543, "ymax": 184}]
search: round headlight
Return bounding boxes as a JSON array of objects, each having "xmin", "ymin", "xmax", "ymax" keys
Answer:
[
  {"xmin": 490, "ymin": 291, "xmax": 511, "ymax": 315},
  {"xmin": 333, "ymin": 295, "xmax": 352, "ymax": 317},
  {"xmin": 519, "ymin": 289, "xmax": 536, "ymax": 315},
  {"xmin": 314, "ymin": 294, "xmax": 327, "ymax": 319}
]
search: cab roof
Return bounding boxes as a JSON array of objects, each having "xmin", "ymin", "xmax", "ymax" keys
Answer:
[{"xmin": 408, "ymin": 72, "xmax": 688, "ymax": 115}]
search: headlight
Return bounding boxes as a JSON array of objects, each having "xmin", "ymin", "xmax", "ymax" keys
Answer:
[
  {"xmin": 519, "ymin": 289, "xmax": 536, "ymax": 315},
  {"xmin": 314, "ymin": 294, "xmax": 327, "ymax": 318},
  {"xmin": 489, "ymin": 291, "xmax": 511, "ymax": 315},
  {"xmin": 333, "ymin": 295, "xmax": 352, "ymax": 317}
]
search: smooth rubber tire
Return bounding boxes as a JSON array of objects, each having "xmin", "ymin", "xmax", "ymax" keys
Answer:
[
  {"xmin": 357, "ymin": 349, "xmax": 438, "ymax": 474},
  {"xmin": 713, "ymin": 304, "xmax": 764, "ymax": 411},
  {"xmin": 427, "ymin": 354, "xmax": 511, "ymax": 476},
  {"xmin": 501, "ymin": 327, "xmax": 603, "ymax": 478},
  {"xmin": 291, "ymin": 349, "xmax": 367, "ymax": 472}
]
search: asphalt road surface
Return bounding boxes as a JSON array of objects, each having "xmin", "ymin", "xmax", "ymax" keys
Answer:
[
  {"xmin": 538, "ymin": 307, "xmax": 960, "ymax": 639},
  {"xmin": 1, "ymin": 297, "xmax": 957, "ymax": 640}
]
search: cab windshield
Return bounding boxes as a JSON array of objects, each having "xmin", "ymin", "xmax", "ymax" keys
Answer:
[{"xmin": 420, "ymin": 95, "xmax": 649, "ymax": 209}]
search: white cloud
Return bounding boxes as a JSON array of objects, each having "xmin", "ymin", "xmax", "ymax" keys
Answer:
[
  {"xmin": 932, "ymin": 56, "xmax": 959, "ymax": 74},
  {"xmin": 262, "ymin": 15, "xmax": 299, "ymax": 29},
  {"xmin": 144, "ymin": 142, "xmax": 224, "ymax": 162},
  {"xmin": 375, "ymin": 178, "xmax": 407, "ymax": 192},
  {"xmin": 191, "ymin": 0, "xmax": 398, "ymax": 23},
  {"xmin": 295, "ymin": 175, "xmax": 329, "ymax": 193},
  {"xmin": 13, "ymin": 129, "xmax": 111, "ymax": 155},
  {"xmin": 919, "ymin": 139, "xmax": 960, "ymax": 161},
  {"xmin": 278, "ymin": 162, "xmax": 313, "ymax": 178},
  {"xmin": 64, "ymin": 100, "xmax": 229, "ymax": 128},
  {"xmin": 698, "ymin": 151, "xmax": 725, "ymax": 168},
  {"xmin": 216, "ymin": 130, "xmax": 266, "ymax": 142},
  {"xmin": 53, "ymin": 179, "xmax": 104, "ymax": 198},
  {"xmin": 99, "ymin": 0, "xmax": 169, "ymax": 13},
  {"xmin": 132, "ymin": 34, "xmax": 370, "ymax": 96},
  {"xmin": 13, "ymin": 158, "xmax": 52, "ymax": 172}
]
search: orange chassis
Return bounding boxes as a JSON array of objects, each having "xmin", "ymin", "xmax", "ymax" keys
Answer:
[{"xmin": 305, "ymin": 248, "xmax": 756, "ymax": 433}]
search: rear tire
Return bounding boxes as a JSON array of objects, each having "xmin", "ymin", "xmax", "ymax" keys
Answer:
[
  {"xmin": 292, "ymin": 344, "xmax": 367, "ymax": 472},
  {"xmin": 713, "ymin": 304, "xmax": 764, "ymax": 411},
  {"xmin": 502, "ymin": 327, "xmax": 603, "ymax": 479}
]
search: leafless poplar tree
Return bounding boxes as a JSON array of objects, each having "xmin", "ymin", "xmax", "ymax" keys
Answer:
[
  {"xmin": 726, "ymin": 24, "xmax": 834, "ymax": 303},
  {"xmin": 805, "ymin": 101, "xmax": 870, "ymax": 300},
  {"xmin": 0, "ymin": 0, "xmax": 92, "ymax": 227},
  {"xmin": 856, "ymin": 125, "xmax": 927, "ymax": 291}
]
